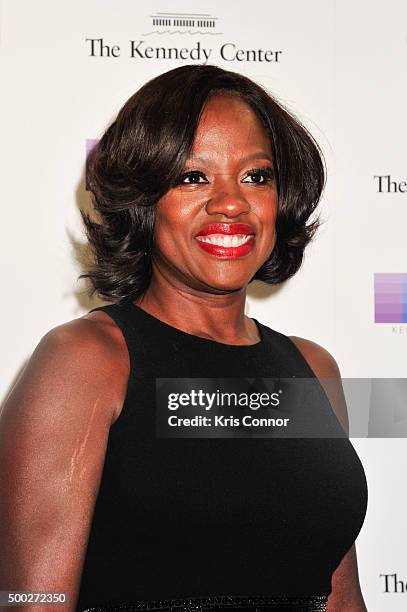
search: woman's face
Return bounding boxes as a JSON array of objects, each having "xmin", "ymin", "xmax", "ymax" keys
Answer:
[{"xmin": 152, "ymin": 94, "xmax": 278, "ymax": 294}]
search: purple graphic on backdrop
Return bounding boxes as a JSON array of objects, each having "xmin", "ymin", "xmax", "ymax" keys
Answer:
[
  {"xmin": 85, "ymin": 139, "xmax": 99, "ymax": 191},
  {"xmin": 374, "ymin": 273, "xmax": 407, "ymax": 323}
]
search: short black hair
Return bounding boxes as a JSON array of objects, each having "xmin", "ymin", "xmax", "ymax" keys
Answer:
[{"xmin": 79, "ymin": 64, "xmax": 325, "ymax": 302}]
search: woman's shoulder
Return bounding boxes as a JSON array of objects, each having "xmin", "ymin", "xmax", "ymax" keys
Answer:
[
  {"xmin": 288, "ymin": 335, "xmax": 341, "ymax": 379},
  {"xmin": 44, "ymin": 309, "xmax": 127, "ymax": 365},
  {"xmin": 258, "ymin": 321, "xmax": 341, "ymax": 378},
  {"xmin": 30, "ymin": 311, "xmax": 129, "ymax": 424},
  {"xmin": 288, "ymin": 335, "xmax": 349, "ymax": 434}
]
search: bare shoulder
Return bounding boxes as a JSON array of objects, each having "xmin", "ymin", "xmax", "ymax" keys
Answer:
[
  {"xmin": 47, "ymin": 309, "xmax": 125, "ymax": 356},
  {"xmin": 288, "ymin": 336, "xmax": 349, "ymax": 434},
  {"xmin": 45, "ymin": 310, "xmax": 129, "ymax": 422},
  {"xmin": 4, "ymin": 310, "xmax": 129, "ymax": 427},
  {"xmin": 288, "ymin": 336, "xmax": 341, "ymax": 379}
]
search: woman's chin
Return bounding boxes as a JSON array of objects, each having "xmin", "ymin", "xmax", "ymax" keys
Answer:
[{"xmin": 196, "ymin": 273, "xmax": 252, "ymax": 294}]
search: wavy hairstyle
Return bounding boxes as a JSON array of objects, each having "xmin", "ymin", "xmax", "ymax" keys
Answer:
[{"xmin": 79, "ymin": 64, "xmax": 325, "ymax": 301}]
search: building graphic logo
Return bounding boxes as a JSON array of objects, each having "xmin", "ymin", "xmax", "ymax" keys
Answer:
[
  {"xmin": 145, "ymin": 12, "xmax": 221, "ymax": 35},
  {"xmin": 374, "ymin": 273, "xmax": 407, "ymax": 323}
]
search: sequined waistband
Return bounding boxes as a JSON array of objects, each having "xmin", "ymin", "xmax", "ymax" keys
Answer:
[{"xmin": 82, "ymin": 594, "xmax": 327, "ymax": 611}]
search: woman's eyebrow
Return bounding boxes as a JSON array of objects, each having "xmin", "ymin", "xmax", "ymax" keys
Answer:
[
  {"xmin": 242, "ymin": 152, "xmax": 273, "ymax": 163},
  {"xmin": 186, "ymin": 152, "xmax": 273, "ymax": 164}
]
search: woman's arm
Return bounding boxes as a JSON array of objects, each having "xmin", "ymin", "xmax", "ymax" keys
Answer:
[
  {"xmin": 289, "ymin": 336, "xmax": 367, "ymax": 612},
  {"xmin": 0, "ymin": 315, "xmax": 128, "ymax": 612}
]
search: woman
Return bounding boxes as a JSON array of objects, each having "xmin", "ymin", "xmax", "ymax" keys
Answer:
[{"xmin": 0, "ymin": 65, "xmax": 368, "ymax": 611}]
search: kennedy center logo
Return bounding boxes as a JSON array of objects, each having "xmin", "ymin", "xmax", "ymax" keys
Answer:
[
  {"xmin": 147, "ymin": 12, "xmax": 220, "ymax": 35},
  {"xmin": 85, "ymin": 10, "xmax": 282, "ymax": 64}
]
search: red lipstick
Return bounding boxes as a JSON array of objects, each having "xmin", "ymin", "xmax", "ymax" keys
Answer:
[{"xmin": 194, "ymin": 223, "xmax": 256, "ymax": 258}]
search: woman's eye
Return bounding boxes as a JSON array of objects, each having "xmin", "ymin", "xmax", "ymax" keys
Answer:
[
  {"xmin": 242, "ymin": 167, "xmax": 275, "ymax": 184},
  {"xmin": 180, "ymin": 171, "xmax": 208, "ymax": 184}
]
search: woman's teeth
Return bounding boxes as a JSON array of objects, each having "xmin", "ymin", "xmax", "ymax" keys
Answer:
[{"xmin": 196, "ymin": 234, "xmax": 253, "ymax": 247}]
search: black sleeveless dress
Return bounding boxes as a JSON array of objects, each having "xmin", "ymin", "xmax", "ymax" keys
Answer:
[{"xmin": 76, "ymin": 299, "xmax": 368, "ymax": 612}]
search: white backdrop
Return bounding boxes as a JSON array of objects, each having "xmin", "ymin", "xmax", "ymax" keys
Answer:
[{"xmin": 1, "ymin": 1, "xmax": 406, "ymax": 609}]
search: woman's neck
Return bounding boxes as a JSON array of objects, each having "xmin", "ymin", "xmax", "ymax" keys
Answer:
[{"xmin": 135, "ymin": 275, "xmax": 259, "ymax": 345}]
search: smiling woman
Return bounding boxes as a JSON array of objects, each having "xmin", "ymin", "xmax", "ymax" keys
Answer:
[
  {"xmin": 149, "ymin": 94, "xmax": 279, "ymax": 297},
  {"xmin": 0, "ymin": 65, "xmax": 368, "ymax": 612},
  {"xmin": 80, "ymin": 65, "xmax": 324, "ymax": 304}
]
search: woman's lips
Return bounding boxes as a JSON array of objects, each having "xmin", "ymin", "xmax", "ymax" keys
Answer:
[
  {"xmin": 194, "ymin": 223, "xmax": 256, "ymax": 258},
  {"xmin": 195, "ymin": 234, "xmax": 255, "ymax": 257}
]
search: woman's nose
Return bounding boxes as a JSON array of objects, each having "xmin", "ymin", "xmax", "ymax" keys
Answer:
[{"xmin": 204, "ymin": 184, "xmax": 251, "ymax": 218}]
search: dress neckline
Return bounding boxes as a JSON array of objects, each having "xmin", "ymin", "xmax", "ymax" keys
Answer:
[{"xmin": 125, "ymin": 299, "xmax": 265, "ymax": 350}]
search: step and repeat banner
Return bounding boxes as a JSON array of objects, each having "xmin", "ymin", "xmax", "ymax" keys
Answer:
[{"xmin": 1, "ymin": 1, "xmax": 406, "ymax": 610}]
